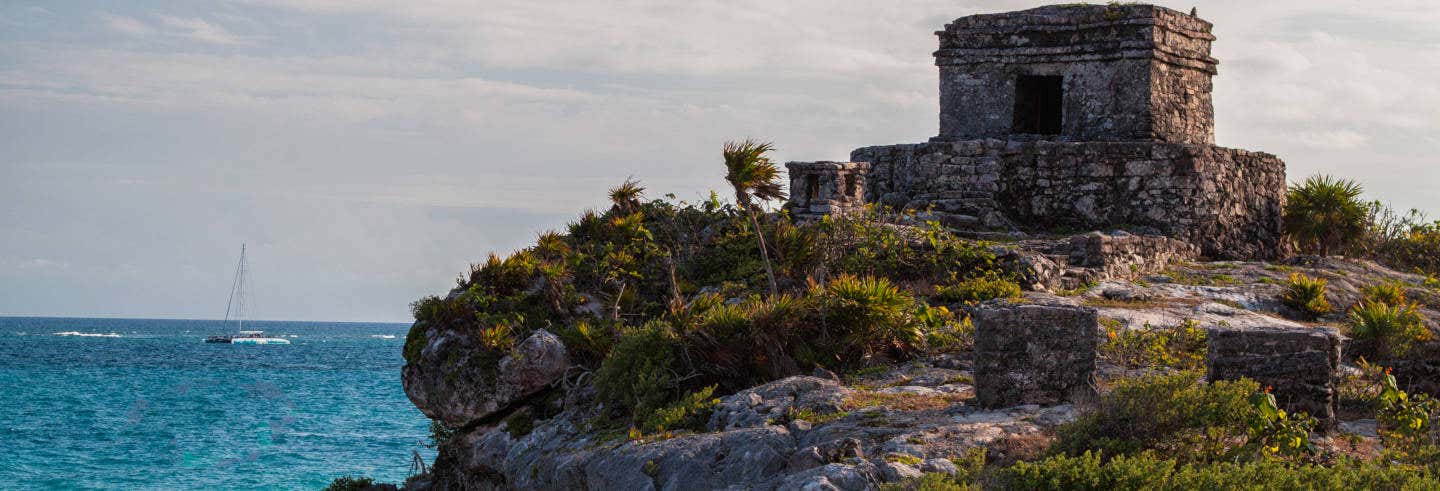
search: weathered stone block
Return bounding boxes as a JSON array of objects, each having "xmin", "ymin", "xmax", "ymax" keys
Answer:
[
  {"xmin": 784, "ymin": 161, "xmax": 870, "ymax": 222},
  {"xmin": 1206, "ymin": 326, "xmax": 1342, "ymax": 429},
  {"xmin": 974, "ymin": 304, "xmax": 1097, "ymax": 408}
]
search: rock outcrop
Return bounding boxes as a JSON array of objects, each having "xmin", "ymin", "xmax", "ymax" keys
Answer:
[
  {"xmin": 425, "ymin": 374, "xmax": 1076, "ymax": 491},
  {"xmin": 403, "ymin": 328, "xmax": 568, "ymax": 428}
]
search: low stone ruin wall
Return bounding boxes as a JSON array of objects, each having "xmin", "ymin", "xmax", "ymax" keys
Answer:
[
  {"xmin": 850, "ymin": 140, "xmax": 1286, "ymax": 260},
  {"xmin": 1206, "ymin": 326, "xmax": 1343, "ymax": 429},
  {"xmin": 973, "ymin": 303, "xmax": 1097, "ymax": 408}
]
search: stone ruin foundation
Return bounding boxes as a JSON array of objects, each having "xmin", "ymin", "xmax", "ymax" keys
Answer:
[
  {"xmin": 973, "ymin": 303, "xmax": 1097, "ymax": 408},
  {"xmin": 784, "ymin": 161, "xmax": 870, "ymax": 221},
  {"xmin": 787, "ymin": 4, "xmax": 1288, "ymax": 260},
  {"xmin": 1206, "ymin": 326, "xmax": 1343, "ymax": 430}
]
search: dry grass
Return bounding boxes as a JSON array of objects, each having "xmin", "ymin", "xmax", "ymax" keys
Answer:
[{"xmin": 842, "ymin": 390, "xmax": 968, "ymax": 411}]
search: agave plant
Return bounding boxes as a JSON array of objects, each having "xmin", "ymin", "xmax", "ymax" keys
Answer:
[
  {"xmin": 723, "ymin": 139, "xmax": 787, "ymax": 296},
  {"xmin": 1284, "ymin": 175, "xmax": 1367, "ymax": 256}
]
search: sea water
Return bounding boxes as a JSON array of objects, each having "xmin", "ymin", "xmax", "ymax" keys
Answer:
[{"xmin": 0, "ymin": 317, "xmax": 432, "ymax": 489}]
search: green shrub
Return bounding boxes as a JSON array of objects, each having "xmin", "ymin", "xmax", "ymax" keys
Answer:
[
  {"xmin": 640, "ymin": 385, "xmax": 719, "ymax": 434},
  {"xmin": 1004, "ymin": 451, "xmax": 1440, "ymax": 490},
  {"xmin": 594, "ymin": 322, "xmax": 684, "ymax": 425},
  {"xmin": 323, "ymin": 476, "xmax": 377, "ymax": 491},
  {"xmin": 932, "ymin": 273, "xmax": 1022, "ymax": 304},
  {"xmin": 1347, "ymin": 300, "xmax": 1432, "ymax": 359},
  {"xmin": 1377, "ymin": 372, "xmax": 1440, "ymax": 462},
  {"xmin": 1049, "ymin": 372, "xmax": 1262, "ymax": 462},
  {"xmin": 811, "ymin": 209, "xmax": 999, "ymax": 284},
  {"xmin": 555, "ymin": 320, "xmax": 617, "ymax": 366},
  {"xmin": 1362, "ymin": 202, "xmax": 1440, "ymax": 276},
  {"xmin": 816, "ymin": 274, "xmax": 924, "ymax": 365},
  {"xmin": 1099, "ymin": 319, "xmax": 1207, "ymax": 370},
  {"xmin": 1284, "ymin": 174, "xmax": 1367, "ymax": 256},
  {"xmin": 1281, "ymin": 273, "xmax": 1332, "ymax": 319}
]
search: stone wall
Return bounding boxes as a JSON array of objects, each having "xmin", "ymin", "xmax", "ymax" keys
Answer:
[
  {"xmin": 1206, "ymin": 326, "xmax": 1343, "ymax": 429},
  {"xmin": 784, "ymin": 161, "xmax": 871, "ymax": 221},
  {"xmin": 934, "ymin": 4, "xmax": 1216, "ymax": 144},
  {"xmin": 973, "ymin": 303, "xmax": 1097, "ymax": 408},
  {"xmin": 850, "ymin": 140, "xmax": 1286, "ymax": 260}
]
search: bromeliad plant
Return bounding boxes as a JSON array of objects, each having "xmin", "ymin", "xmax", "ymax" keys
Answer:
[{"xmin": 1281, "ymin": 273, "xmax": 1332, "ymax": 320}]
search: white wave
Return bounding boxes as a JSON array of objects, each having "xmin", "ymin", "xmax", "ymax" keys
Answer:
[
  {"xmin": 370, "ymin": 334, "xmax": 397, "ymax": 339},
  {"xmin": 53, "ymin": 331, "xmax": 122, "ymax": 338},
  {"xmin": 286, "ymin": 335, "xmax": 299, "ymax": 338}
]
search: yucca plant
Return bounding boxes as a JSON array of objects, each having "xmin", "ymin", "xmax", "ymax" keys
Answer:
[
  {"xmin": 1347, "ymin": 300, "xmax": 1431, "ymax": 359},
  {"xmin": 723, "ymin": 139, "xmax": 787, "ymax": 296},
  {"xmin": 1280, "ymin": 273, "xmax": 1331, "ymax": 320},
  {"xmin": 1284, "ymin": 175, "xmax": 1367, "ymax": 256}
]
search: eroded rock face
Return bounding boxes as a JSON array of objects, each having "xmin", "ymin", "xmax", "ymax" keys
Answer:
[
  {"xmin": 420, "ymin": 374, "xmax": 1075, "ymax": 490},
  {"xmin": 402, "ymin": 328, "xmax": 568, "ymax": 428},
  {"xmin": 973, "ymin": 303, "xmax": 1098, "ymax": 408}
]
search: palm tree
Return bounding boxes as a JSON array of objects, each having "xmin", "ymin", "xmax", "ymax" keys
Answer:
[
  {"xmin": 723, "ymin": 139, "xmax": 786, "ymax": 296},
  {"xmin": 1284, "ymin": 174, "xmax": 1366, "ymax": 256},
  {"xmin": 608, "ymin": 177, "xmax": 645, "ymax": 214}
]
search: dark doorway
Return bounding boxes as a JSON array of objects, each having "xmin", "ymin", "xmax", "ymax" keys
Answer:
[{"xmin": 1013, "ymin": 75, "xmax": 1063, "ymax": 135}]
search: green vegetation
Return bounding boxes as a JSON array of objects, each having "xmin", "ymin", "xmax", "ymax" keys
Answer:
[
  {"xmin": 1099, "ymin": 319, "xmax": 1206, "ymax": 370},
  {"xmin": 1348, "ymin": 300, "xmax": 1431, "ymax": 359},
  {"xmin": 1001, "ymin": 451, "xmax": 1439, "ymax": 490},
  {"xmin": 1377, "ymin": 371, "xmax": 1440, "ymax": 462},
  {"xmin": 1049, "ymin": 372, "xmax": 1314, "ymax": 463},
  {"xmin": 933, "ymin": 273, "xmax": 1023, "ymax": 304},
  {"xmin": 404, "ymin": 142, "xmax": 1009, "ymax": 433},
  {"xmin": 722, "ymin": 139, "xmax": 786, "ymax": 295},
  {"xmin": 322, "ymin": 476, "xmax": 378, "ymax": 491},
  {"xmin": 1284, "ymin": 174, "xmax": 1368, "ymax": 256},
  {"xmin": 1280, "ymin": 273, "xmax": 1332, "ymax": 319}
]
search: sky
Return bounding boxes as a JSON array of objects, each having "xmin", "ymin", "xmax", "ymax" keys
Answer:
[{"xmin": 2, "ymin": 1, "xmax": 1437, "ymax": 322}]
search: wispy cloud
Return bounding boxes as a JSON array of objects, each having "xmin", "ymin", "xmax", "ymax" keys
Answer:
[{"xmin": 156, "ymin": 15, "xmax": 251, "ymax": 45}]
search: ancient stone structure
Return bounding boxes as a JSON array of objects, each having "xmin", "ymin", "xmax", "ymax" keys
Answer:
[
  {"xmin": 1206, "ymin": 326, "xmax": 1343, "ymax": 429},
  {"xmin": 791, "ymin": 4, "xmax": 1288, "ymax": 260},
  {"xmin": 784, "ymin": 161, "xmax": 870, "ymax": 221},
  {"xmin": 973, "ymin": 304, "xmax": 1097, "ymax": 408}
]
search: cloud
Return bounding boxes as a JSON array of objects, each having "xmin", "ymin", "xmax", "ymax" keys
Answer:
[
  {"xmin": 100, "ymin": 14, "xmax": 154, "ymax": 36},
  {"xmin": 156, "ymin": 15, "xmax": 252, "ymax": 45}
]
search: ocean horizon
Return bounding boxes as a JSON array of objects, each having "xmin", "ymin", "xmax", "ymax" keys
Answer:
[{"xmin": 0, "ymin": 316, "xmax": 432, "ymax": 489}]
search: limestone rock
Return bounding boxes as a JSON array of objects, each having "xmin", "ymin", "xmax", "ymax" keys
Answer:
[{"xmin": 402, "ymin": 328, "xmax": 568, "ymax": 427}]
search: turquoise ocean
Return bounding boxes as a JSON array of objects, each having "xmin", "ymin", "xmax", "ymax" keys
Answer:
[{"xmin": 0, "ymin": 317, "xmax": 432, "ymax": 489}]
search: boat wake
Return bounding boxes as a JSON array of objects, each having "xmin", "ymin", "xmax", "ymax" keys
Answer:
[
  {"xmin": 54, "ymin": 331, "xmax": 122, "ymax": 338},
  {"xmin": 370, "ymin": 334, "xmax": 397, "ymax": 339}
]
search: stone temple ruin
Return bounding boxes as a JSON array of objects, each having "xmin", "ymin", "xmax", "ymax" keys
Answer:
[
  {"xmin": 786, "ymin": 4, "xmax": 1286, "ymax": 260},
  {"xmin": 788, "ymin": 4, "xmax": 1340, "ymax": 427}
]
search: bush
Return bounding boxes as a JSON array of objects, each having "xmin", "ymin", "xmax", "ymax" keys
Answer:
[
  {"xmin": 1347, "ymin": 300, "xmax": 1431, "ymax": 359},
  {"xmin": 641, "ymin": 385, "xmax": 719, "ymax": 434},
  {"xmin": 1362, "ymin": 202, "xmax": 1440, "ymax": 276},
  {"xmin": 1281, "ymin": 273, "xmax": 1332, "ymax": 320},
  {"xmin": 593, "ymin": 322, "xmax": 684, "ymax": 426},
  {"xmin": 1284, "ymin": 174, "xmax": 1367, "ymax": 256},
  {"xmin": 932, "ymin": 273, "xmax": 1022, "ymax": 304},
  {"xmin": 1377, "ymin": 372, "xmax": 1440, "ymax": 462},
  {"xmin": 322, "ymin": 476, "xmax": 377, "ymax": 491},
  {"xmin": 1049, "ymin": 372, "xmax": 1262, "ymax": 462},
  {"xmin": 1099, "ymin": 319, "xmax": 1207, "ymax": 370},
  {"xmin": 1003, "ymin": 451, "xmax": 1440, "ymax": 490},
  {"xmin": 815, "ymin": 275, "xmax": 925, "ymax": 366}
]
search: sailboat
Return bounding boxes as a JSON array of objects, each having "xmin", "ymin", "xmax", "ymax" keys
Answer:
[{"xmin": 205, "ymin": 244, "xmax": 290, "ymax": 345}]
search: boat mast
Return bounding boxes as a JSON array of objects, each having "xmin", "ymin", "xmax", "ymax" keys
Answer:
[{"xmin": 223, "ymin": 244, "xmax": 247, "ymax": 332}]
